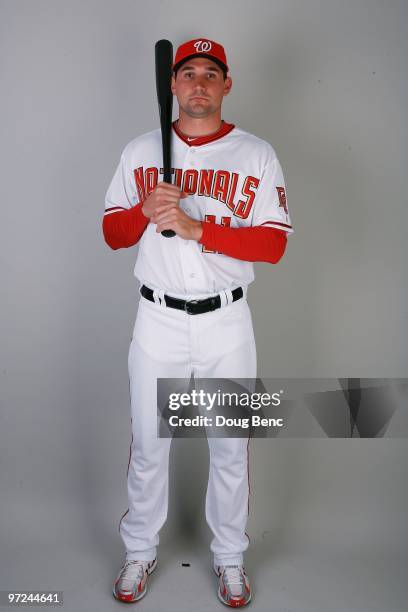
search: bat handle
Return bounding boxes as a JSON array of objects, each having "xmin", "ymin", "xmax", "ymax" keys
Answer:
[
  {"xmin": 161, "ymin": 229, "xmax": 176, "ymax": 237},
  {"xmin": 161, "ymin": 167, "xmax": 176, "ymax": 238}
]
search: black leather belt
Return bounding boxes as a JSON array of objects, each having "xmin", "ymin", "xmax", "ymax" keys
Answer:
[{"xmin": 140, "ymin": 285, "xmax": 243, "ymax": 315}]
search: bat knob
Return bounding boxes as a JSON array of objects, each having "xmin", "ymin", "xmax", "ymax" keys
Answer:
[{"xmin": 161, "ymin": 229, "xmax": 176, "ymax": 238}]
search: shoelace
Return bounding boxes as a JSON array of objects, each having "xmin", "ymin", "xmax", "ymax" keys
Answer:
[
  {"xmin": 222, "ymin": 565, "xmax": 244, "ymax": 594},
  {"xmin": 222, "ymin": 565, "xmax": 243, "ymax": 583},
  {"xmin": 119, "ymin": 561, "xmax": 147, "ymax": 589}
]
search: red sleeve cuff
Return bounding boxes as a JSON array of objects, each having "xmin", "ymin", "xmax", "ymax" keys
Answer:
[
  {"xmin": 199, "ymin": 220, "xmax": 216, "ymax": 248},
  {"xmin": 102, "ymin": 202, "xmax": 149, "ymax": 250},
  {"xmin": 198, "ymin": 222, "xmax": 287, "ymax": 264}
]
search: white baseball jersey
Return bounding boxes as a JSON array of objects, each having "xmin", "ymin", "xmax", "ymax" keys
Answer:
[{"xmin": 104, "ymin": 122, "xmax": 293, "ymax": 297}]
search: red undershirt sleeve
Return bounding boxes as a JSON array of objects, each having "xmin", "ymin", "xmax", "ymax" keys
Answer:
[
  {"xmin": 103, "ymin": 208, "xmax": 288, "ymax": 263},
  {"xmin": 102, "ymin": 203, "xmax": 149, "ymax": 250},
  {"xmin": 198, "ymin": 221, "xmax": 288, "ymax": 264}
]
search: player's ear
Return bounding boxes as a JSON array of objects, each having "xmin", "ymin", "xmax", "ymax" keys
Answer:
[
  {"xmin": 223, "ymin": 76, "xmax": 232, "ymax": 96},
  {"xmin": 171, "ymin": 74, "xmax": 176, "ymax": 94}
]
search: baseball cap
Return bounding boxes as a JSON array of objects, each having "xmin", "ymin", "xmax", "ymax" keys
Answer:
[{"xmin": 173, "ymin": 38, "xmax": 229, "ymax": 74}]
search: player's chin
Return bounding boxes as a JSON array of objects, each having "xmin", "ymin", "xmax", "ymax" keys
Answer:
[
  {"xmin": 186, "ymin": 103, "xmax": 214, "ymax": 117},
  {"xmin": 188, "ymin": 110, "xmax": 212, "ymax": 120}
]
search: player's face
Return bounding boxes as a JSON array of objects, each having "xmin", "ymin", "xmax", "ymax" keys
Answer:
[{"xmin": 171, "ymin": 57, "xmax": 232, "ymax": 119}]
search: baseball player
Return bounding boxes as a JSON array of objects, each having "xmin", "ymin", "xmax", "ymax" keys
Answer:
[{"xmin": 103, "ymin": 38, "xmax": 293, "ymax": 607}]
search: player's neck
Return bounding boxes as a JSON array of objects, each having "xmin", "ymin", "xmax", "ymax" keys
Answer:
[{"xmin": 176, "ymin": 111, "xmax": 223, "ymax": 138}]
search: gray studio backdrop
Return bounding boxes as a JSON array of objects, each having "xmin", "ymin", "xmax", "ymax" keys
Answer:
[{"xmin": 1, "ymin": 1, "xmax": 407, "ymax": 611}]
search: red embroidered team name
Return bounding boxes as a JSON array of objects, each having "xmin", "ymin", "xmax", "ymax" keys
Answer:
[{"xmin": 133, "ymin": 167, "xmax": 260, "ymax": 219}]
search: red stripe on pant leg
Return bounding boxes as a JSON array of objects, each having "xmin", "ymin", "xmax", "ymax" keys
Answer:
[
  {"xmin": 245, "ymin": 435, "xmax": 251, "ymax": 544},
  {"xmin": 118, "ymin": 508, "xmax": 129, "ymax": 533},
  {"xmin": 118, "ymin": 379, "xmax": 134, "ymax": 533}
]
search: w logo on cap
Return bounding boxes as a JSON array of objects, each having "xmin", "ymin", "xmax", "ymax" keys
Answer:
[
  {"xmin": 193, "ymin": 40, "xmax": 212, "ymax": 53},
  {"xmin": 173, "ymin": 38, "xmax": 229, "ymax": 73}
]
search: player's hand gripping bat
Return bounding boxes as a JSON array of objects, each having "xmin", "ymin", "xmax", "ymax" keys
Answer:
[{"xmin": 155, "ymin": 39, "xmax": 176, "ymax": 238}]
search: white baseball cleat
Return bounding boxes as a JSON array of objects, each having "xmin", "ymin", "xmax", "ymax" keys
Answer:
[
  {"xmin": 113, "ymin": 558, "xmax": 157, "ymax": 603},
  {"xmin": 214, "ymin": 564, "xmax": 252, "ymax": 607}
]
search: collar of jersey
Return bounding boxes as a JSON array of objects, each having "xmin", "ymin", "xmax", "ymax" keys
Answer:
[{"xmin": 172, "ymin": 120, "xmax": 235, "ymax": 147}]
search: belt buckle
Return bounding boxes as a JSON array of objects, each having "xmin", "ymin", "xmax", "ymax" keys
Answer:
[{"xmin": 184, "ymin": 299, "xmax": 200, "ymax": 315}]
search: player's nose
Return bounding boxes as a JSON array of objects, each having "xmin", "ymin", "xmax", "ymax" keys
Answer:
[{"xmin": 193, "ymin": 76, "xmax": 207, "ymax": 90}]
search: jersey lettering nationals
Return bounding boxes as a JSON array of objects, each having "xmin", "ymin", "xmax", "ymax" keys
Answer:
[
  {"xmin": 134, "ymin": 166, "xmax": 260, "ymax": 219},
  {"xmin": 105, "ymin": 122, "xmax": 293, "ymax": 297}
]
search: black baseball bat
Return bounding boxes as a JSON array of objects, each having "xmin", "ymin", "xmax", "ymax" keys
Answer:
[{"xmin": 155, "ymin": 39, "xmax": 175, "ymax": 238}]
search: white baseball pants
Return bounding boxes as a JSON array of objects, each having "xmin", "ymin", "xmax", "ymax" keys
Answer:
[{"xmin": 118, "ymin": 287, "xmax": 257, "ymax": 567}]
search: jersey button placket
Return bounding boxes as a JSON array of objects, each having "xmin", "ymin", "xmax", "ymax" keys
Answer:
[
  {"xmin": 183, "ymin": 147, "xmax": 195, "ymax": 218},
  {"xmin": 180, "ymin": 147, "xmax": 203, "ymax": 293},
  {"xmin": 176, "ymin": 210, "xmax": 193, "ymax": 291},
  {"xmin": 179, "ymin": 152, "xmax": 192, "ymax": 283}
]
